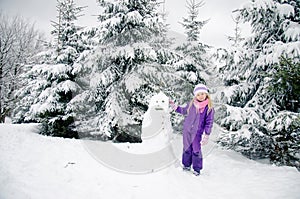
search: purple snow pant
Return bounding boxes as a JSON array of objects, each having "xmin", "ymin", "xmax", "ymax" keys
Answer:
[{"xmin": 182, "ymin": 131, "xmax": 203, "ymax": 172}]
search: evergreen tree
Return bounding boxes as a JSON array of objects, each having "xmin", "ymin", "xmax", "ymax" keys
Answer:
[
  {"xmin": 180, "ymin": 0, "xmax": 207, "ymax": 42},
  {"xmin": 150, "ymin": 0, "xmax": 174, "ymax": 50},
  {"xmin": 72, "ymin": 0, "xmax": 201, "ymax": 141},
  {"xmin": 176, "ymin": 0, "xmax": 210, "ymax": 70},
  {"xmin": 214, "ymin": 0, "xmax": 300, "ymax": 169},
  {"xmin": 51, "ymin": 0, "xmax": 87, "ymax": 65},
  {"xmin": 268, "ymin": 56, "xmax": 300, "ymax": 112},
  {"xmin": 227, "ymin": 14, "xmax": 244, "ymax": 47},
  {"xmin": 13, "ymin": 0, "xmax": 91, "ymax": 138}
]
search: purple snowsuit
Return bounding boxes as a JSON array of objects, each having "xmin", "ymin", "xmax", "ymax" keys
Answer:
[{"xmin": 176, "ymin": 102, "xmax": 214, "ymax": 172}]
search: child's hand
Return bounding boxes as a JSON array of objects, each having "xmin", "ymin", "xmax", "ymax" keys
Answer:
[
  {"xmin": 169, "ymin": 100, "xmax": 178, "ymax": 110},
  {"xmin": 201, "ymin": 134, "xmax": 209, "ymax": 145}
]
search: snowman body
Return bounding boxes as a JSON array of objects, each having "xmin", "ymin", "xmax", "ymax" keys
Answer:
[{"xmin": 142, "ymin": 92, "xmax": 172, "ymax": 150}]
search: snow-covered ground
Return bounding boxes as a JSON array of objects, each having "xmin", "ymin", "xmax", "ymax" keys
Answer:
[{"xmin": 1, "ymin": 123, "xmax": 300, "ymax": 199}]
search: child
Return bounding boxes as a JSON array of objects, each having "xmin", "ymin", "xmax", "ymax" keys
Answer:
[{"xmin": 170, "ymin": 84, "xmax": 214, "ymax": 176}]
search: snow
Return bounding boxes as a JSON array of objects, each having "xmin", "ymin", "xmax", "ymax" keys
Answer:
[
  {"xmin": 141, "ymin": 92, "xmax": 173, "ymax": 152},
  {"xmin": 1, "ymin": 123, "xmax": 300, "ymax": 199},
  {"xmin": 256, "ymin": 41, "xmax": 300, "ymax": 66},
  {"xmin": 267, "ymin": 111, "xmax": 300, "ymax": 132},
  {"xmin": 48, "ymin": 64, "xmax": 71, "ymax": 77},
  {"xmin": 218, "ymin": 105, "xmax": 260, "ymax": 132},
  {"xmin": 2, "ymin": 0, "xmax": 300, "ymax": 197},
  {"xmin": 124, "ymin": 72, "xmax": 144, "ymax": 93},
  {"xmin": 56, "ymin": 80, "xmax": 80, "ymax": 93},
  {"xmin": 127, "ymin": 11, "xmax": 143, "ymax": 22},
  {"xmin": 284, "ymin": 21, "xmax": 300, "ymax": 41},
  {"xmin": 244, "ymin": 0, "xmax": 274, "ymax": 11},
  {"xmin": 29, "ymin": 88, "xmax": 55, "ymax": 117},
  {"xmin": 90, "ymin": 68, "xmax": 119, "ymax": 88},
  {"xmin": 277, "ymin": 3, "xmax": 294, "ymax": 18},
  {"xmin": 243, "ymin": 0, "xmax": 294, "ymax": 21}
]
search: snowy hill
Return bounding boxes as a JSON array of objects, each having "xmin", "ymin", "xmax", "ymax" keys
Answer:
[{"xmin": 1, "ymin": 123, "xmax": 300, "ymax": 199}]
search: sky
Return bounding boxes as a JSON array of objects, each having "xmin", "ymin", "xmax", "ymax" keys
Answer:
[{"xmin": 0, "ymin": 0, "xmax": 251, "ymax": 48}]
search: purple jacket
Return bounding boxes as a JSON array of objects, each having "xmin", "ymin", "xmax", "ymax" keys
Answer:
[{"xmin": 176, "ymin": 102, "xmax": 214, "ymax": 136}]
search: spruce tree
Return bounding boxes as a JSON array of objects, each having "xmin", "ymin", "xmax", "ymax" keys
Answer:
[
  {"xmin": 180, "ymin": 0, "xmax": 207, "ymax": 42},
  {"xmin": 227, "ymin": 14, "xmax": 244, "ymax": 47},
  {"xmin": 268, "ymin": 56, "xmax": 300, "ymax": 112},
  {"xmin": 176, "ymin": 0, "xmax": 210, "ymax": 69},
  {"xmin": 214, "ymin": 0, "xmax": 300, "ymax": 169},
  {"xmin": 13, "ymin": 0, "xmax": 90, "ymax": 138},
  {"xmin": 72, "ymin": 0, "xmax": 201, "ymax": 141},
  {"xmin": 51, "ymin": 0, "xmax": 87, "ymax": 65}
]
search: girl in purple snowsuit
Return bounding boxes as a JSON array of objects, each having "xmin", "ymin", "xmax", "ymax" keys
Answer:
[{"xmin": 170, "ymin": 84, "xmax": 214, "ymax": 176}]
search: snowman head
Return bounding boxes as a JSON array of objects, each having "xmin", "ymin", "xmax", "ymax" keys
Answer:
[{"xmin": 149, "ymin": 91, "xmax": 169, "ymax": 112}]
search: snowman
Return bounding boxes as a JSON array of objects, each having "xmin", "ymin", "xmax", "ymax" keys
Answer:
[
  {"xmin": 141, "ymin": 91, "xmax": 173, "ymax": 151},
  {"xmin": 102, "ymin": 91, "xmax": 181, "ymax": 173}
]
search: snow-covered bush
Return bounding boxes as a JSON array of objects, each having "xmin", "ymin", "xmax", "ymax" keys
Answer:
[
  {"xmin": 268, "ymin": 112, "xmax": 300, "ymax": 169},
  {"xmin": 218, "ymin": 125, "xmax": 272, "ymax": 159}
]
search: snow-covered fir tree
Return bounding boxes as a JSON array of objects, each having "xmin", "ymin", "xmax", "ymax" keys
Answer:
[
  {"xmin": 176, "ymin": 0, "xmax": 210, "ymax": 69},
  {"xmin": 51, "ymin": 0, "xmax": 87, "ymax": 65},
  {"xmin": 70, "ymin": 0, "xmax": 203, "ymax": 141},
  {"xmin": 227, "ymin": 14, "xmax": 244, "ymax": 47},
  {"xmin": 150, "ymin": 0, "xmax": 174, "ymax": 50},
  {"xmin": 213, "ymin": 0, "xmax": 300, "ymax": 169},
  {"xmin": 180, "ymin": 0, "xmax": 207, "ymax": 42},
  {"xmin": 12, "ymin": 0, "xmax": 93, "ymax": 138}
]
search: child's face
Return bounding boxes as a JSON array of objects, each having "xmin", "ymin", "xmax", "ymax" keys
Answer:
[{"xmin": 196, "ymin": 92, "xmax": 207, "ymax": 102}]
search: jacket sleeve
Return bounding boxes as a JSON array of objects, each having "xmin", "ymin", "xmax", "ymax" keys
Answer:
[
  {"xmin": 204, "ymin": 108, "xmax": 215, "ymax": 135},
  {"xmin": 175, "ymin": 103, "xmax": 189, "ymax": 115}
]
